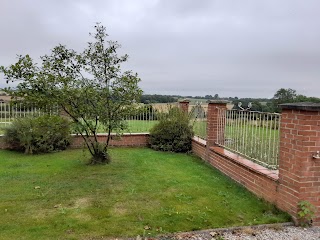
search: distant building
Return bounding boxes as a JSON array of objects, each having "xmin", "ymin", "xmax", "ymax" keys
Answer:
[{"xmin": 0, "ymin": 95, "xmax": 11, "ymax": 103}]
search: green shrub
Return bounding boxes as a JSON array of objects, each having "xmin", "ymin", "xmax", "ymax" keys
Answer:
[
  {"xmin": 149, "ymin": 107, "xmax": 194, "ymax": 152},
  {"xmin": 4, "ymin": 115, "xmax": 70, "ymax": 154},
  {"xmin": 298, "ymin": 200, "xmax": 316, "ymax": 226}
]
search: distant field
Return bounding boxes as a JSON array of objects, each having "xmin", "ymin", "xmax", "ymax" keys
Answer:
[
  {"xmin": 192, "ymin": 120, "xmax": 207, "ymax": 139},
  {"xmin": 0, "ymin": 120, "xmax": 158, "ymax": 136}
]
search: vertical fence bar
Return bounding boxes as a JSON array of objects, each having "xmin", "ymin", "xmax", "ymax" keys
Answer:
[{"xmin": 215, "ymin": 108, "xmax": 281, "ymax": 170}]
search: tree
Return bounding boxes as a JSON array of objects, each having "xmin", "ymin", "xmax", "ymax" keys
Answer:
[
  {"xmin": 272, "ymin": 88, "xmax": 297, "ymax": 112},
  {"xmin": 0, "ymin": 24, "xmax": 142, "ymax": 164},
  {"xmin": 140, "ymin": 94, "xmax": 177, "ymax": 103},
  {"xmin": 273, "ymin": 88, "xmax": 297, "ymax": 103},
  {"xmin": 271, "ymin": 88, "xmax": 320, "ymax": 112}
]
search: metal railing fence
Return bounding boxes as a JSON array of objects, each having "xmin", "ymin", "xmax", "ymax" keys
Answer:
[
  {"xmin": 0, "ymin": 102, "xmax": 59, "ymax": 126},
  {"xmin": 1, "ymin": 102, "xmax": 209, "ymax": 139},
  {"xmin": 0, "ymin": 103, "xmax": 182, "ymax": 134},
  {"xmin": 216, "ymin": 108, "xmax": 281, "ymax": 169},
  {"xmin": 190, "ymin": 103, "xmax": 207, "ymax": 140},
  {"xmin": 124, "ymin": 103, "xmax": 179, "ymax": 133}
]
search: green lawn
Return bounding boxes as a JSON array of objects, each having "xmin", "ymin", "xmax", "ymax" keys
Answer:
[{"xmin": 0, "ymin": 148, "xmax": 290, "ymax": 239}]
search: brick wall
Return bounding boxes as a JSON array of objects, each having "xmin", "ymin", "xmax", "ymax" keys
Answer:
[
  {"xmin": 206, "ymin": 100, "xmax": 228, "ymax": 147},
  {"xmin": 0, "ymin": 133, "xmax": 149, "ymax": 150},
  {"xmin": 192, "ymin": 138, "xmax": 279, "ymax": 204},
  {"xmin": 277, "ymin": 104, "xmax": 320, "ymax": 225},
  {"xmin": 69, "ymin": 133, "xmax": 149, "ymax": 148},
  {"xmin": 209, "ymin": 147, "xmax": 279, "ymax": 203},
  {"xmin": 192, "ymin": 137, "xmax": 206, "ymax": 160},
  {"xmin": 191, "ymin": 101, "xmax": 320, "ymax": 226},
  {"xmin": 178, "ymin": 99, "xmax": 190, "ymax": 113}
]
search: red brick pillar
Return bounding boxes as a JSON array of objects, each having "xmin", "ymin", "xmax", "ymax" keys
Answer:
[
  {"xmin": 206, "ymin": 100, "xmax": 228, "ymax": 148},
  {"xmin": 278, "ymin": 103, "xmax": 320, "ymax": 226},
  {"xmin": 178, "ymin": 99, "xmax": 190, "ymax": 113}
]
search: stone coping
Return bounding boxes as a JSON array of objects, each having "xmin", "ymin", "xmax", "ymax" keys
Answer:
[
  {"xmin": 280, "ymin": 102, "xmax": 320, "ymax": 112},
  {"xmin": 191, "ymin": 137, "xmax": 279, "ymax": 181},
  {"xmin": 211, "ymin": 146, "xmax": 279, "ymax": 181},
  {"xmin": 192, "ymin": 136, "xmax": 207, "ymax": 146}
]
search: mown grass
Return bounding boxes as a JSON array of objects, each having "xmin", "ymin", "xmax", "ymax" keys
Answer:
[{"xmin": 0, "ymin": 148, "xmax": 290, "ymax": 239}]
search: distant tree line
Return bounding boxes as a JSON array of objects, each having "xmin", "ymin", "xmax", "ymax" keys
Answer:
[
  {"xmin": 194, "ymin": 94, "xmax": 220, "ymax": 100},
  {"xmin": 232, "ymin": 88, "xmax": 320, "ymax": 113},
  {"xmin": 140, "ymin": 94, "xmax": 178, "ymax": 103},
  {"xmin": 141, "ymin": 89, "xmax": 319, "ymax": 112},
  {"xmin": 271, "ymin": 88, "xmax": 320, "ymax": 112}
]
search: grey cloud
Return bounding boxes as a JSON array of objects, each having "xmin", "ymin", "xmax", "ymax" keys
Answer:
[{"xmin": 1, "ymin": 0, "xmax": 319, "ymax": 98}]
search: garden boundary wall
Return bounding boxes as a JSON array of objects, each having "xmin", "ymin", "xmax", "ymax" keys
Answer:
[
  {"xmin": 188, "ymin": 100, "xmax": 320, "ymax": 226},
  {"xmin": 69, "ymin": 133, "xmax": 149, "ymax": 148},
  {"xmin": 0, "ymin": 133, "xmax": 150, "ymax": 150}
]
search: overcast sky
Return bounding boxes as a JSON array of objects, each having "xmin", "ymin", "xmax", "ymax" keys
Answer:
[{"xmin": 1, "ymin": 0, "xmax": 319, "ymax": 98}]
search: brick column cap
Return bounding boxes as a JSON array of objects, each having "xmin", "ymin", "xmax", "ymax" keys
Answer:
[
  {"xmin": 280, "ymin": 102, "xmax": 320, "ymax": 112},
  {"xmin": 207, "ymin": 100, "xmax": 229, "ymax": 104},
  {"xmin": 179, "ymin": 99, "xmax": 190, "ymax": 103}
]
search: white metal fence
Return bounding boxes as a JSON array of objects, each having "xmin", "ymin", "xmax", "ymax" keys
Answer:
[
  {"xmin": 0, "ymin": 102, "xmax": 206, "ymax": 136},
  {"xmin": 0, "ymin": 102, "xmax": 183, "ymax": 134},
  {"xmin": 216, "ymin": 108, "xmax": 281, "ymax": 169},
  {"xmin": 190, "ymin": 103, "xmax": 207, "ymax": 140},
  {"xmin": 0, "ymin": 102, "xmax": 59, "ymax": 127}
]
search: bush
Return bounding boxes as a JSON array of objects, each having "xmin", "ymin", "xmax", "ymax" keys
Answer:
[
  {"xmin": 149, "ymin": 107, "xmax": 194, "ymax": 152},
  {"xmin": 4, "ymin": 115, "xmax": 70, "ymax": 154}
]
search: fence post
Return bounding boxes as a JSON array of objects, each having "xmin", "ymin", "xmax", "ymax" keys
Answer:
[
  {"xmin": 278, "ymin": 102, "xmax": 320, "ymax": 225},
  {"xmin": 178, "ymin": 99, "xmax": 190, "ymax": 113},
  {"xmin": 206, "ymin": 100, "xmax": 228, "ymax": 148}
]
